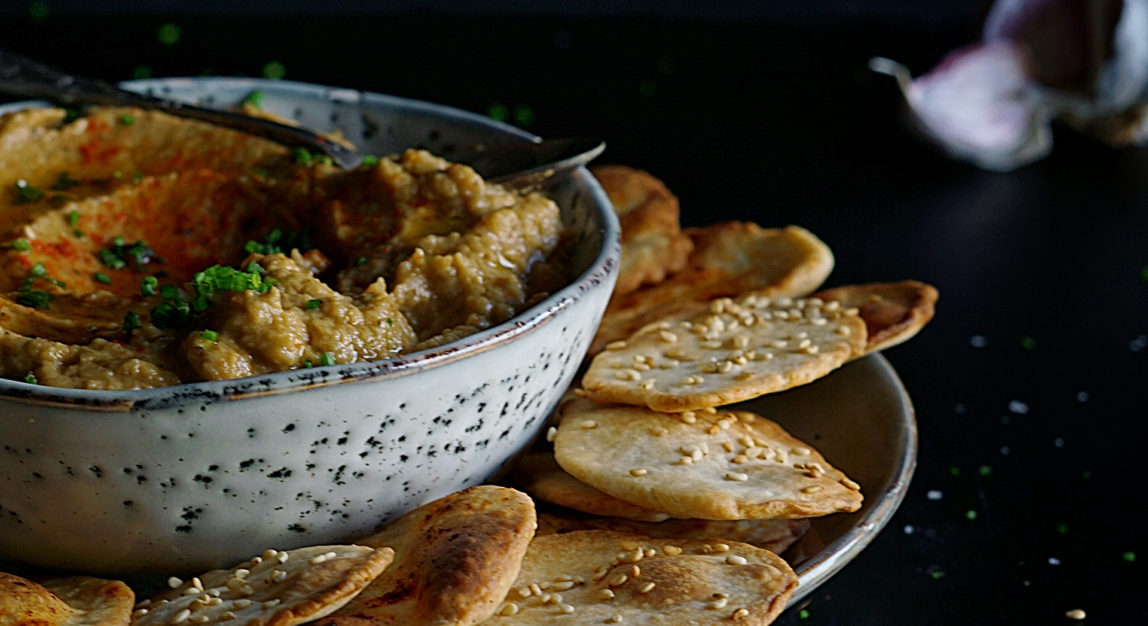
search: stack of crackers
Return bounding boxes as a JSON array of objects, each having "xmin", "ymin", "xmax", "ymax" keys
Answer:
[{"xmin": 0, "ymin": 166, "xmax": 936, "ymax": 626}]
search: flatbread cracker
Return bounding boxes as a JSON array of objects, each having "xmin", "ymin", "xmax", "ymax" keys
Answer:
[
  {"xmin": 482, "ymin": 530, "xmax": 797, "ymax": 625},
  {"xmin": 323, "ymin": 485, "xmax": 536, "ymax": 626},
  {"xmin": 552, "ymin": 398, "xmax": 863, "ymax": 520},
  {"xmin": 0, "ymin": 573, "xmax": 133, "ymax": 626},
  {"xmin": 514, "ymin": 452, "xmax": 671, "ymax": 522},
  {"xmin": 134, "ymin": 545, "xmax": 394, "ymax": 626},
  {"xmin": 535, "ymin": 508, "xmax": 810, "ymax": 556},
  {"xmin": 590, "ymin": 165, "xmax": 693, "ymax": 296},
  {"xmin": 813, "ymin": 280, "xmax": 938, "ymax": 354},
  {"xmin": 583, "ymin": 294, "xmax": 866, "ymax": 412},
  {"xmin": 590, "ymin": 223, "xmax": 834, "ymax": 354}
]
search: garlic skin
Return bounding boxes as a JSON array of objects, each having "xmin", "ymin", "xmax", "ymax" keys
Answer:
[{"xmin": 873, "ymin": 0, "xmax": 1148, "ymax": 171}]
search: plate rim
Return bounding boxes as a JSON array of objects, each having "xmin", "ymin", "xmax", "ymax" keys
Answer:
[{"xmin": 785, "ymin": 353, "xmax": 919, "ymax": 605}]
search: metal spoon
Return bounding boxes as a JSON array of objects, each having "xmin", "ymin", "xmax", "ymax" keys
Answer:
[{"xmin": 0, "ymin": 47, "xmax": 604, "ymax": 180}]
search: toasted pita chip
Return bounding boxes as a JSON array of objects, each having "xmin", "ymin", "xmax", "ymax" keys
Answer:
[
  {"xmin": 553, "ymin": 398, "xmax": 862, "ymax": 520},
  {"xmin": 590, "ymin": 223, "xmax": 834, "ymax": 354},
  {"xmin": 583, "ymin": 295, "xmax": 866, "ymax": 412},
  {"xmin": 590, "ymin": 165, "xmax": 693, "ymax": 295},
  {"xmin": 483, "ymin": 530, "xmax": 797, "ymax": 625},
  {"xmin": 134, "ymin": 545, "xmax": 394, "ymax": 626},
  {"xmin": 0, "ymin": 573, "xmax": 133, "ymax": 626},
  {"xmin": 322, "ymin": 485, "xmax": 536, "ymax": 626},
  {"xmin": 535, "ymin": 508, "xmax": 810, "ymax": 557},
  {"xmin": 813, "ymin": 280, "xmax": 938, "ymax": 355},
  {"xmin": 514, "ymin": 452, "xmax": 670, "ymax": 522}
]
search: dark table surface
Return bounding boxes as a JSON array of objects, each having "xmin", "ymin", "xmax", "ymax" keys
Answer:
[{"xmin": 1, "ymin": 6, "xmax": 1144, "ymax": 625}]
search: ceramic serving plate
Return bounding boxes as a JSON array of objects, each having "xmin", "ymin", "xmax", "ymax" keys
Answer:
[{"xmin": 734, "ymin": 353, "xmax": 917, "ymax": 606}]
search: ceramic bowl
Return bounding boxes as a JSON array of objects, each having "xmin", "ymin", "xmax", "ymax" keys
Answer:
[{"xmin": 0, "ymin": 78, "xmax": 620, "ymax": 574}]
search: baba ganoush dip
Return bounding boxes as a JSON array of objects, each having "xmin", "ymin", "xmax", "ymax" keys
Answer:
[{"xmin": 0, "ymin": 106, "xmax": 569, "ymax": 390}]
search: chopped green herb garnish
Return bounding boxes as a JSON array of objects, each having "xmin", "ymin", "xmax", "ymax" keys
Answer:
[
  {"xmin": 313, "ymin": 154, "xmax": 333, "ymax": 165},
  {"xmin": 122, "ymin": 311, "xmax": 142, "ymax": 333},
  {"xmin": 141, "ymin": 275, "xmax": 159, "ymax": 296},
  {"xmin": 17, "ymin": 289, "xmax": 52, "ymax": 309},
  {"xmin": 929, "ymin": 571, "xmax": 945, "ymax": 580},
  {"xmin": 1123, "ymin": 551, "xmax": 1137, "ymax": 563},
  {"xmin": 131, "ymin": 171, "xmax": 144, "ymax": 184},
  {"xmin": 244, "ymin": 228, "xmax": 284, "ymax": 255},
  {"xmin": 798, "ymin": 609, "xmax": 811, "ymax": 620},
  {"xmin": 385, "ymin": 317, "xmax": 393, "ymax": 325},
  {"xmin": 262, "ymin": 61, "xmax": 286, "ymax": 80},
  {"xmin": 360, "ymin": 154, "xmax": 379, "ymax": 167},
  {"xmin": 150, "ymin": 297, "xmax": 191, "ymax": 329},
  {"xmin": 12, "ymin": 238, "xmax": 31, "ymax": 251},
  {"xmin": 241, "ymin": 90, "xmax": 264, "ymax": 108},
  {"xmin": 98, "ymin": 238, "xmax": 160, "ymax": 270},
  {"xmin": 245, "ymin": 261, "xmax": 265, "ymax": 275},
  {"xmin": 67, "ymin": 210, "xmax": 80, "ymax": 227},
  {"xmin": 73, "ymin": 229, "xmax": 84, "ymax": 239},
  {"xmin": 1056, "ymin": 523, "xmax": 1068, "ymax": 535},
  {"xmin": 99, "ymin": 248, "xmax": 126, "ymax": 270},
  {"xmin": 977, "ymin": 465, "xmax": 993, "ymax": 477},
  {"xmin": 201, "ymin": 329, "xmax": 219, "ymax": 342},
  {"xmin": 1019, "ymin": 335, "xmax": 1037, "ymax": 351},
  {"xmin": 112, "ymin": 170, "xmax": 124, "ymax": 180},
  {"xmin": 23, "ymin": 372, "xmax": 38, "ymax": 384},
  {"xmin": 94, "ymin": 272, "xmax": 112, "ymax": 284},
  {"xmin": 948, "ymin": 465, "xmax": 961, "ymax": 476},
  {"xmin": 52, "ymin": 172, "xmax": 80, "ymax": 191},
  {"xmin": 157, "ymin": 22, "xmax": 182, "ymax": 46},
  {"xmin": 293, "ymin": 148, "xmax": 314, "ymax": 166},
  {"xmin": 302, "ymin": 359, "xmax": 313, "ymax": 368},
  {"xmin": 354, "ymin": 256, "xmax": 368, "ymax": 266},
  {"xmin": 119, "ymin": 113, "xmax": 136, "ymax": 126},
  {"xmin": 965, "ymin": 510, "xmax": 978, "ymax": 520},
  {"xmin": 62, "ymin": 108, "xmax": 81, "ymax": 124},
  {"xmin": 319, "ymin": 352, "xmax": 334, "ymax": 367},
  {"xmin": 13, "ymin": 180, "xmax": 44, "ymax": 204},
  {"xmin": 30, "ymin": 263, "xmax": 47, "ymax": 277},
  {"xmin": 193, "ymin": 264, "xmax": 273, "ymax": 298},
  {"xmin": 305, "ymin": 299, "xmax": 322, "ymax": 310},
  {"xmin": 1140, "ymin": 266, "xmax": 1148, "ymax": 283}
]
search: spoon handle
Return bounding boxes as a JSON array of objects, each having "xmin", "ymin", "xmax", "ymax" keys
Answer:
[{"xmin": 0, "ymin": 48, "xmax": 363, "ymax": 168}]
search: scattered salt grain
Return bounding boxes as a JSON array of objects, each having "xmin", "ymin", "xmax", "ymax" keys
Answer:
[
  {"xmin": 1075, "ymin": 391, "xmax": 1089, "ymax": 403},
  {"xmin": 969, "ymin": 335, "xmax": 987, "ymax": 348},
  {"xmin": 1130, "ymin": 335, "xmax": 1147, "ymax": 352},
  {"xmin": 903, "ymin": 525, "xmax": 915, "ymax": 535},
  {"xmin": 1008, "ymin": 400, "xmax": 1029, "ymax": 414},
  {"xmin": 926, "ymin": 490, "xmax": 943, "ymax": 501},
  {"xmin": 1048, "ymin": 557, "xmax": 1061, "ymax": 566}
]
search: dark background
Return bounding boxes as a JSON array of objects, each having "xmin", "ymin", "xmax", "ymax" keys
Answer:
[{"xmin": 2, "ymin": 2, "xmax": 1145, "ymax": 624}]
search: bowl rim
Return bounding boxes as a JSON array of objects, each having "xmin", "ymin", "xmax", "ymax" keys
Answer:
[{"xmin": 0, "ymin": 77, "xmax": 621, "ymax": 411}]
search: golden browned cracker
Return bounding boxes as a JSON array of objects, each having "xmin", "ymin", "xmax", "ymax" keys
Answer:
[
  {"xmin": 583, "ymin": 295, "xmax": 866, "ymax": 412},
  {"xmin": 589, "ymin": 223, "xmax": 834, "ymax": 355},
  {"xmin": 552, "ymin": 398, "xmax": 862, "ymax": 520},
  {"xmin": 535, "ymin": 508, "xmax": 810, "ymax": 556},
  {"xmin": 481, "ymin": 530, "xmax": 797, "ymax": 625},
  {"xmin": 0, "ymin": 572, "xmax": 134, "ymax": 626},
  {"xmin": 514, "ymin": 452, "xmax": 671, "ymax": 522},
  {"xmin": 590, "ymin": 165, "xmax": 693, "ymax": 295},
  {"xmin": 813, "ymin": 280, "xmax": 938, "ymax": 354},
  {"xmin": 134, "ymin": 545, "xmax": 394, "ymax": 626},
  {"xmin": 325, "ymin": 485, "xmax": 536, "ymax": 626}
]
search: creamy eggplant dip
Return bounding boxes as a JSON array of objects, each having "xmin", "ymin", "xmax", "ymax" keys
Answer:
[{"xmin": 0, "ymin": 106, "xmax": 568, "ymax": 390}]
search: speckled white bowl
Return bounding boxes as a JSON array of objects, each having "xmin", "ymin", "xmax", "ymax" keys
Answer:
[{"xmin": 0, "ymin": 78, "xmax": 619, "ymax": 574}]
